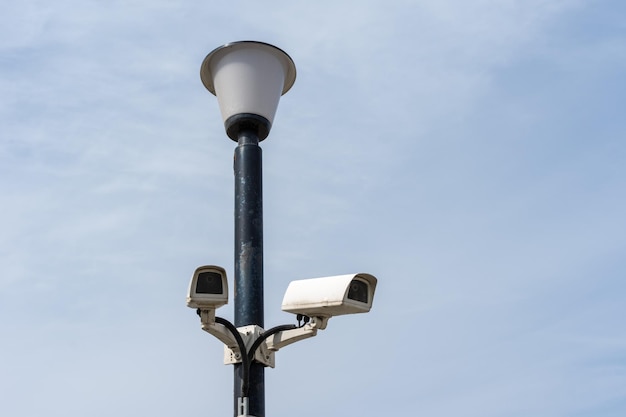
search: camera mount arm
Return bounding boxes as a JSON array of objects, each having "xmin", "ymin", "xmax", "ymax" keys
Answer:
[
  {"xmin": 198, "ymin": 309, "xmax": 242, "ymax": 351},
  {"xmin": 264, "ymin": 317, "xmax": 326, "ymax": 351}
]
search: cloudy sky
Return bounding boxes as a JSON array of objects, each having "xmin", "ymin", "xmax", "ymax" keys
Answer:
[{"xmin": 1, "ymin": 1, "xmax": 625, "ymax": 416}]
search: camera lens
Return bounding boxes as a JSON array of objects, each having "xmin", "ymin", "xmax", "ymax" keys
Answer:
[
  {"xmin": 347, "ymin": 279, "xmax": 368, "ymax": 303},
  {"xmin": 196, "ymin": 271, "xmax": 223, "ymax": 294}
]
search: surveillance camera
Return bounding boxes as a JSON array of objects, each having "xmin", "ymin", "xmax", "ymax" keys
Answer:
[
  {"xmin": 186, "ymin": 265, "xmax": 229, "ymax": 309},
  {"xmin": 281, "ymin": 273, "xmax": 377, "ymax": 319}
]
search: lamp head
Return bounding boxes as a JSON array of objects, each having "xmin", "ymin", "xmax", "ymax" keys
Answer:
[{"xmin": 200, "ymin": 41, "xmax": 296, "ymax": 141}]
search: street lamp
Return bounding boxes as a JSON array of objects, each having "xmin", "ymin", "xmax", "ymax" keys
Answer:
[
  {"xmin": 200, "ymin": 41, "xmax": 294, "ymax": 417},
  {"xmin": 188, "ymin": 41, "xmax": 378, "ymax": 417}
]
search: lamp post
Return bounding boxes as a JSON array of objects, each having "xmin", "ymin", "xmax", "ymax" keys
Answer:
[
  {"xmin": 191, "ymin": 40, "xmax": 378, "ymax": 417},
  {"xmin": 200, "ymin": 41, "xmax": 296, "ymax": 417}
]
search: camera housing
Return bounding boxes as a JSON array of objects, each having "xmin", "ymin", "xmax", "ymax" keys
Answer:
[
  {"xmin": 281, "ymin": 273, "xmax": 377, "ymax": 318},
  {"xmin": 186, "ymin": 265, "xmax": 229, "ymax": 309}
]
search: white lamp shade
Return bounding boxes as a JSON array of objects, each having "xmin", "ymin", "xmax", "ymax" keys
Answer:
[{"xmin": 201, "ymin": 41, "xmax": 296, "ymax": 127}]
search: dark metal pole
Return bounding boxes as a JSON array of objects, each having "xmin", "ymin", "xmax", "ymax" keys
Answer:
[{"xmin": 233, "ymin": 128, "xmax": 264, "ymax": 417}]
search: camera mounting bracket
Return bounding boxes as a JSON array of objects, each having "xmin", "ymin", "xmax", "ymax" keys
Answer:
[{"xmin": 224, "ymin": 325, "xmax": 275, "ymax": 368}]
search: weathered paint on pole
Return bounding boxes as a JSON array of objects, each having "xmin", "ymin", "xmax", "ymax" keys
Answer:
[{"xmin": 233, "ymin": 128, "xmax": 265, "ymax": 417}]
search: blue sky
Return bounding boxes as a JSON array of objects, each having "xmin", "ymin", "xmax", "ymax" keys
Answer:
[{"xmin": 1, "ymin": 1, "xmax": 625, "ymax": 416}]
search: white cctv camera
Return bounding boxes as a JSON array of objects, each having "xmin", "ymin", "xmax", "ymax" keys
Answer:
[
  {"xmin": 281, "ymin": 273, "xmax": 377, "ymax": 321},
  {"xmin": 186, "ymin": 265, "xmax": 229, "ymax": 309}
]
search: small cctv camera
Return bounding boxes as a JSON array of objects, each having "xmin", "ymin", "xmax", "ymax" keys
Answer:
[
  {"xmin": 281, "ymin": 273, "xmax": 377, "ymax": 320},
  {"xmin": 186, "ymin": 265, "xmax": 229, "ymax": 309}
]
